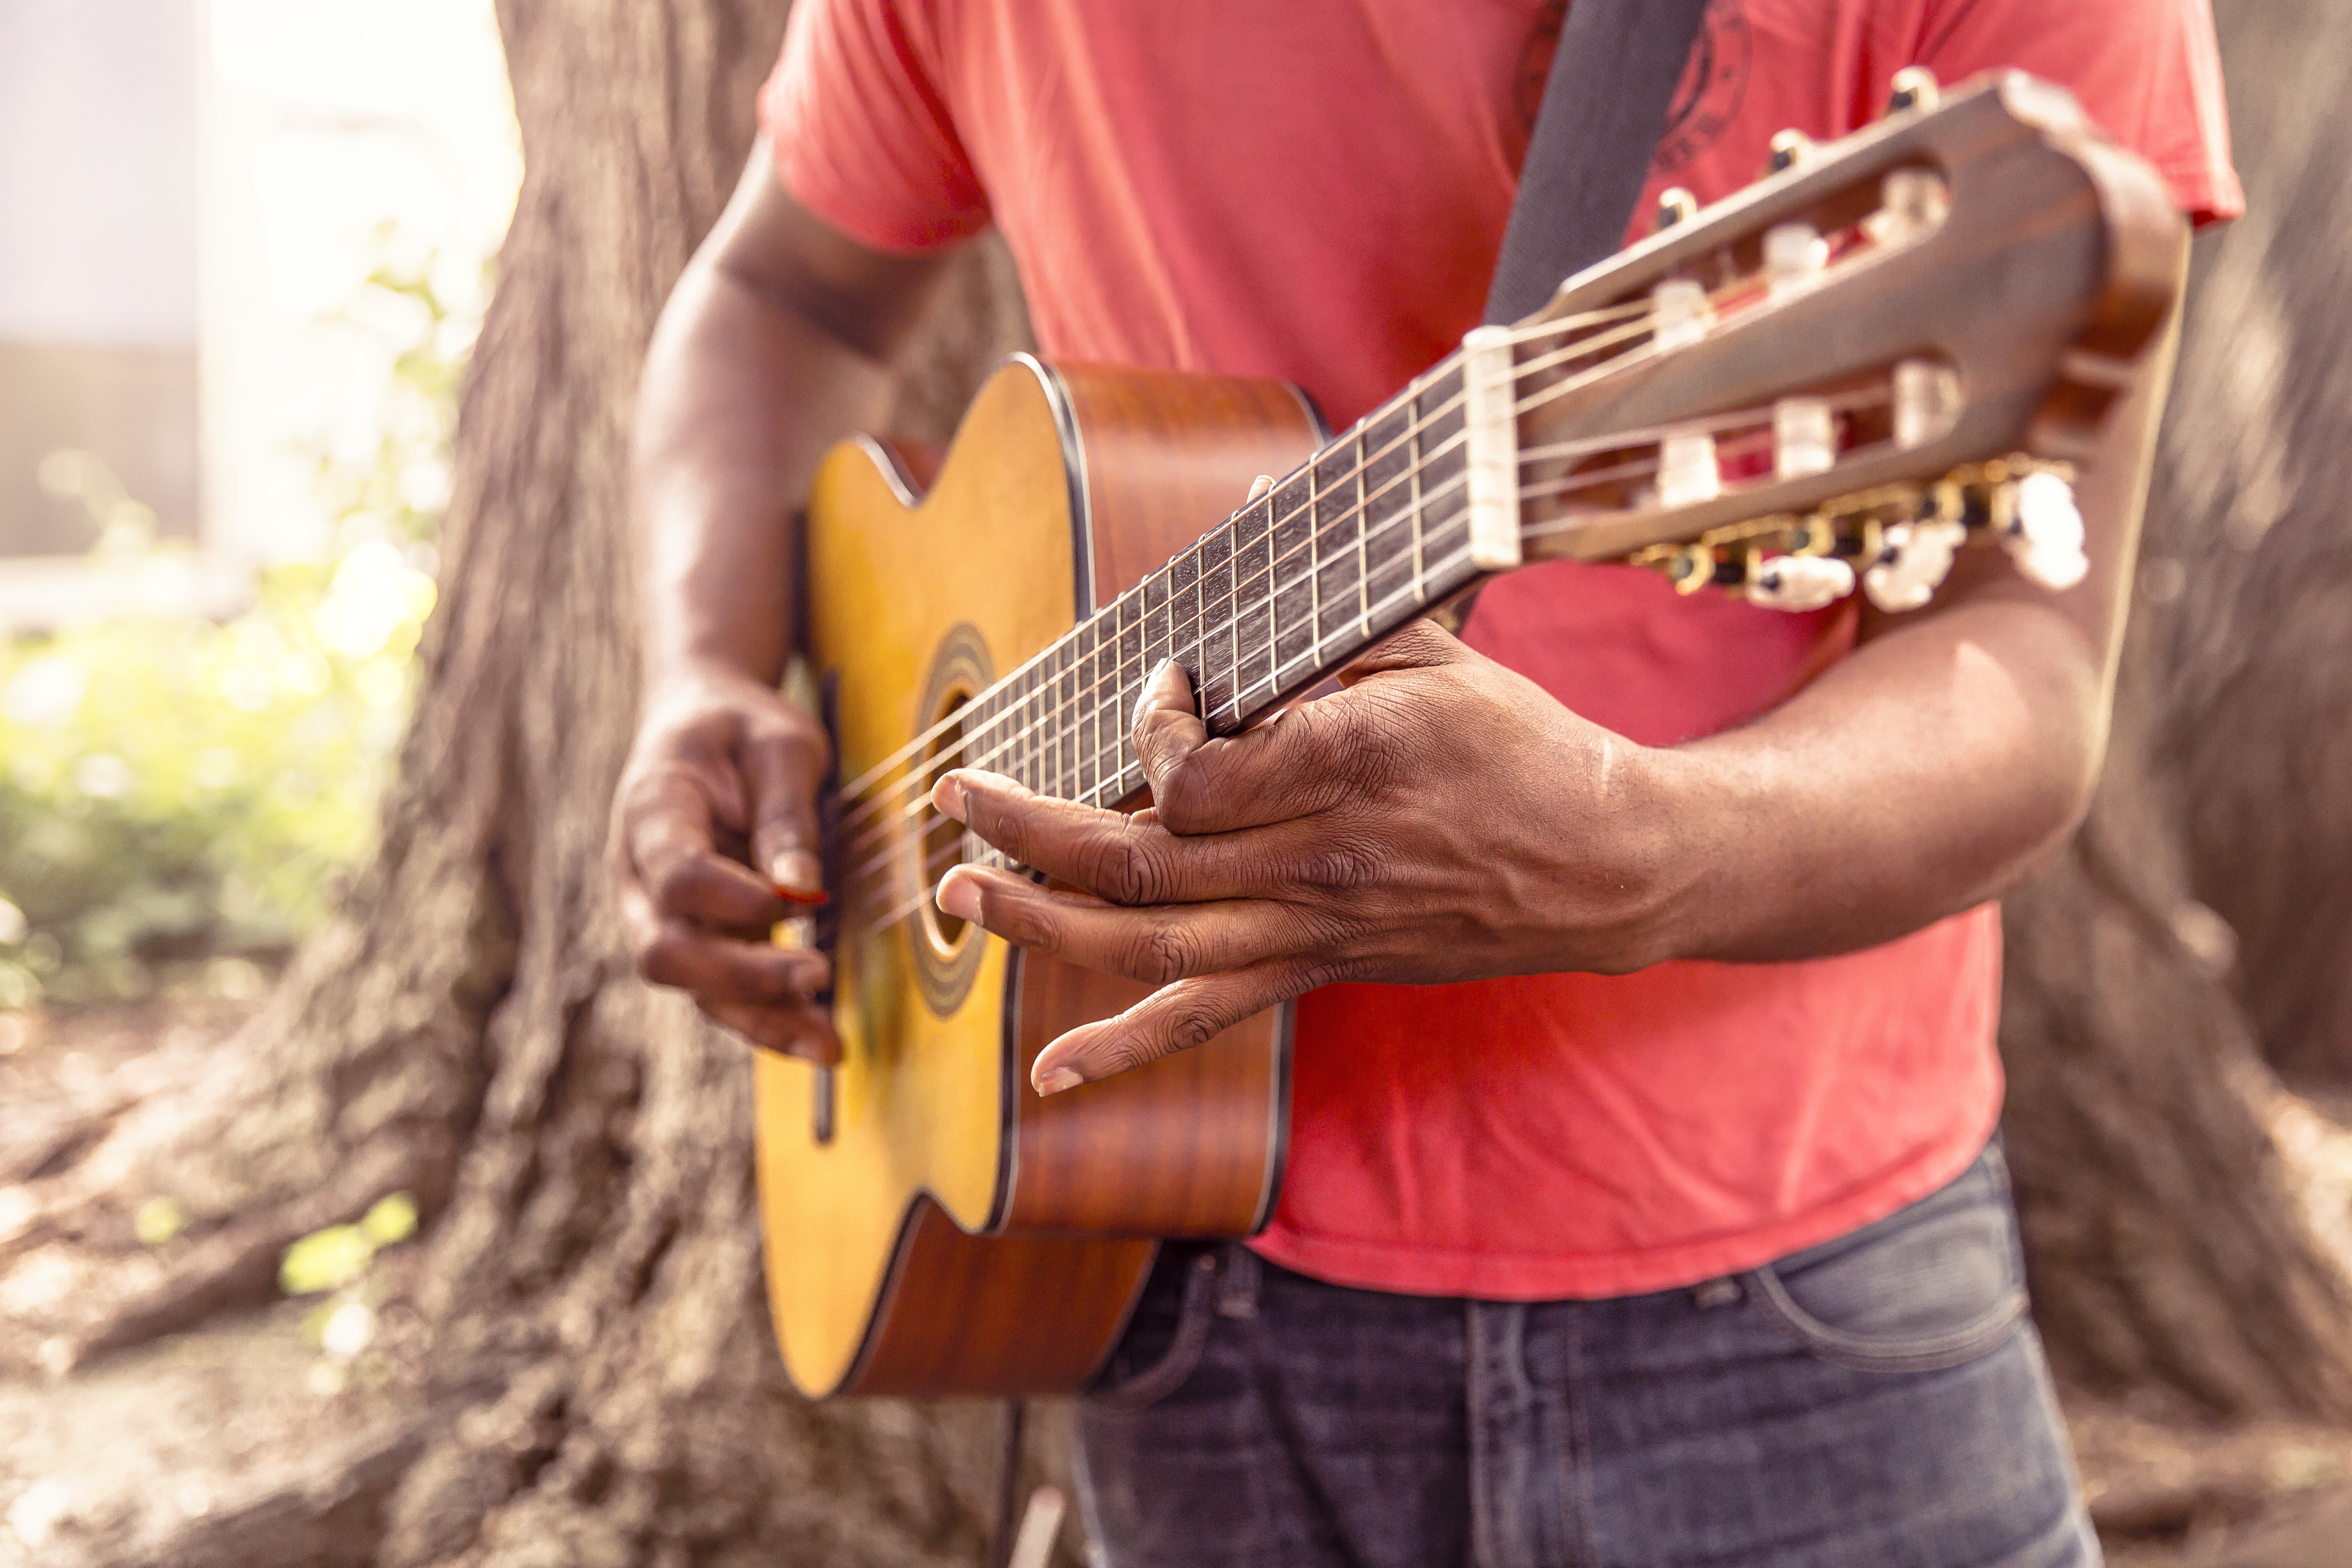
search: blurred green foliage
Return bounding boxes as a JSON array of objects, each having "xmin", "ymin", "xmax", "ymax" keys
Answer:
[{"xmin": 0, "ymin": 250, "xmax": 467, "ymax": 1009}]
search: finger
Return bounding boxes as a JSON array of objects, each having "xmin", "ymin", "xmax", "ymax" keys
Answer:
[
  {"xmin": 1030, "ymin": 959, "xmax": 1322, "ymax": 1093},
  {"xmin": 633, "ymin": 908, "xmax": 833, "ymax": 1004},
  {"xmin": 935, "ymin": 771, "xmax": 1298, "ymax": 905},
  {"xmin": 742, "ymin": 720, "xmax": 830, "ymax": 898},
  {"xmin": 702, "ymin": 997, "xmax": 842, "ymax": 1066},
  {"xmin": 937, "ymin": 865, "xmax": 1314, "ymax": 982},
  {"xmin": 621, "ymin": 774, "xmax": 791, "ymax": 928},
  {"xmin": 1133, "ymin": 669, "xmax": 1383, "ymax": 835}
]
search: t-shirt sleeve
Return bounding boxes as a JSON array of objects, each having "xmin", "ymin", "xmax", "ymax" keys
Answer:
[
  {"xmin": 1918, "ymin": 0, "xmax": 2243, "ymax": 224},
  {"xmin": 757, "ymin": 0, "xmax": 991, "ymax": 253}
]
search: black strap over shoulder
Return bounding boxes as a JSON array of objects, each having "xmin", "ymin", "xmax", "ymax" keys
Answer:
[{"xmin": 1484, "ymin": 0, "xmax": 1716, "ymax": 326}]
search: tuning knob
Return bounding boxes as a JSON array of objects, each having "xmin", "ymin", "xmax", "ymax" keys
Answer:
[
  {"xmin": 1766, "ymin": 129, "xmax": 1815, "ymax": 174},
  {"xmin": 1887, "ymin": 67, "xmax": 1940, "ymax": 115},
  {"xmin": 1863, "ymin": 519, "xmax": 1967, "ymax": 612},
  {"xmin": 1996, "ymin": 471, "xmax": 2088, "ymax": 589},
  {"xmin": 1652, "ymin": 187, "xmax": 1698, "ymax": 232},
  {"xmin": 1747, "ymin": 553, "xmax": 1855, "ymax": 612}
]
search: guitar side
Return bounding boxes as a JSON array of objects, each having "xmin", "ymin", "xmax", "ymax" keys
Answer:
[{"xmin": 755, "ymin": 356, "xmax": 1321, "ymax": 1398}]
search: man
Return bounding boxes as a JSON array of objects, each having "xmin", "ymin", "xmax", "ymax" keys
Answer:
[{"xmin": 612, "ymin": 2, "xmax": 2240, "ymax": 1562}]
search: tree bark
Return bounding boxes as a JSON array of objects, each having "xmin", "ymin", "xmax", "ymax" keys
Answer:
[{"xmin": 1996, "ymin": 0, "xmax": 2352, "ymax": 1420}]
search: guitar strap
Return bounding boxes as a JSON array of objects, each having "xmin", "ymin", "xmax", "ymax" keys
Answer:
[{"xmin": 1484, "ymin": 0, "xmax": 1717, "ymax": 325}]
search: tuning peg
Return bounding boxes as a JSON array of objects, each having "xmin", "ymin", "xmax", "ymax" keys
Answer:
[
  {"xmin": 1995, "ymin": 471, "xmax": 2088, "ymax": 589},
  {"xmin": 1766, "ymin": 129, "xmax": 1815, "ymax": 174},
  {"xmin": 1652, "ymin": 187, "xmax": 1698, "ymax": 232},
  {"xmin": 1863, "ymin": 519, "xmax": 1967, "ymax": 612},
  {"xmin": 1887, "ymin": 67, "xmax": 1940, "ymax": 115},
  {"xmin": 1746, "ymin": 553, "xmax": 1855, "ymax": 611}
]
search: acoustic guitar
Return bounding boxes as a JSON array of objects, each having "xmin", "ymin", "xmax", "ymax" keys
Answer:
[{"xmin": 754, "ymin": 70, "xmax": 2186, "ymax": 1398}]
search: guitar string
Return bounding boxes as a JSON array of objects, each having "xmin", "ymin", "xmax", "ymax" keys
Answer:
[
  {"xmin": 849, "ymin": 394, "xmax": 1845, "ymax": 933},
  {"xmin": 829, "ymin": 414, "xmax": 1804, "ymax": 906},
  {"xmin": 856, "ymin": 531, "xmax": 1490, "ymax": 938},
  {"xmin": 829, "ymin": 263, "xmax": 1827, "ymax": 845},
  {"xmin": 832, "ymin": 380, "xmax": 1905, "ymax": 914},
  {"xmin": 829, "ymin": 296, "xmax": 1690, "ymax": 817},
  {"xmin": 830, "ymin": 383, "xmax": 1820, "ymax": 868}
]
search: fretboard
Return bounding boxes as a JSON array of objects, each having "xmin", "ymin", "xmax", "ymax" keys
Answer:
[{"xmin": 956, "ymin": 355, "xmax": 1484, "ymax": 820}]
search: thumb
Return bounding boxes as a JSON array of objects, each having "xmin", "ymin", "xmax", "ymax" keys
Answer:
[{"xmin": 742, "ymin": 720, "xmax": 829, "ymax": 898}]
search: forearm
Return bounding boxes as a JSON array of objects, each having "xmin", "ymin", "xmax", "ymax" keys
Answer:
[
  {"xmin": 633, "ymin": 264, "xmax": 892, "ymax": 689},
  {"xmin": 631, "ymin": 149, "xmax": 949, "ymax": 693},
  {"xmin": 1634, "ymin": 313, "xmax": 2177, "ymax": 966},
  {"xmin": 1640, "ymin": 586, "xmax": 2107, "ymax": 963}
]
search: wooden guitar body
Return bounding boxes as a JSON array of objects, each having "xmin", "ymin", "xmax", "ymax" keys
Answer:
[{"xmin": 756, "ymin": 357, "xmax": 1322, "ymax": 1398}]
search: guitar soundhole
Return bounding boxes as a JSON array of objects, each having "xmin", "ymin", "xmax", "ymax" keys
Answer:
[
  {"xmin": 918, "ymin": 696, "xmax": 972, "ymax": 952},
  {"xmin": 909, "ymin": 623, "xmax": 993, "ymax": 1018}
]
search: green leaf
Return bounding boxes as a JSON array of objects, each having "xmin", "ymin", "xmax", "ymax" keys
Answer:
[
  {"xmin": 359, "ymin": 1191, "xmax": 418, "ymax": 1246},
  {"xmin": 133, "ymin": 1195, "xmax": 187, "ymax": 1247},
  {"xmin": 280, "ymin": 1223, "xmax": 376, "ymax": 1295}
]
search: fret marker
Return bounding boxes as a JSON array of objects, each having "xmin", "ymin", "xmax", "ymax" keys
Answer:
[{"xmin": 1459, "ymin": 326, "xmax": 1524, "ymax": 571}]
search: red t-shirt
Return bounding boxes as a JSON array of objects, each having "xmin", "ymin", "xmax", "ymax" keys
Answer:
[{"xmin": 761, "ymin": 0, "xmax": 2241, "ymax": 1298}]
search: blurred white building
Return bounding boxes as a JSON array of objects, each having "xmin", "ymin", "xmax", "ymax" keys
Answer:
[{"xmin": 0, "ymin": 0, "xmax": 518, "ymax": 626}]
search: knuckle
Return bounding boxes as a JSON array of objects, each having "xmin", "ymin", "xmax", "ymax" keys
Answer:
[
  {"xmin": 638, "ymin": 934, "xmax": 690, "ymax": 990},
  {"xmin": 1300, "ymin": 838, "xmax": 1382, "ymax": 894},
  {"xmin": 651, "ymin": 858, "xmax": 702, "ymax": 914},
  {"xmin": 1090, "ymin": 1038, "xmax": 1156, "ymax": 1080},
  {"xmin": 1127, "ymin": 922, "xmax": 1201, "ymax": 985},
  {"xmin": 1085, "ymin": 831, "xmax": 1164, "ymax": 907},
  {"xmin": 1160, "ymin": 995, "xmax": 1227, "ymax": 1054},
  {"xmin": 1150, "ymin": 764, "xmax": 1211, "ymax": 832}
]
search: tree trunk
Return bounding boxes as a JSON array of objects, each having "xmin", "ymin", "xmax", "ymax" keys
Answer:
[
  {"xmin": 1996, "ymin": 0, "xmax": 2352, "ymax": 1420},
  {"xmin": 4, "ymin": 1, "xmax": 1042, "ymax": 1563},
  {"xmin": 9, "ymin": 0, "xmax": 2352, "ymax": 1560}
]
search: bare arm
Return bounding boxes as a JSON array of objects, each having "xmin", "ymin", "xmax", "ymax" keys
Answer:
[
  {"xmin": 615, "ymin": 145, "xmax": 954, "ymax": 1061},
  {"xmin": 929, "ymin": 309, "xmax": 2180, "ymax": 1091}
]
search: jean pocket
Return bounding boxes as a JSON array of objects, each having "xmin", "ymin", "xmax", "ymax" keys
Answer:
[
  {"xmin": 1748, "ymin": 1144, "xmax": 2028, "ymax": 1374},
  {"xmin": 1083, "ymin": 1245, "xmax": 1222, "ymax": 1412}
]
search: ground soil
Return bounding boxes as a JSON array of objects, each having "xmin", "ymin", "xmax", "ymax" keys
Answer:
[{"xmin": 6, "ymin": 1000, "xmax": 2352, "ymax": 1568}]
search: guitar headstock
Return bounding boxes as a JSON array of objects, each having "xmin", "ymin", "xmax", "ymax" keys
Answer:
[{"xmin": 1477, "ymin": 69, "xmax": 2187, "ymax": 613}]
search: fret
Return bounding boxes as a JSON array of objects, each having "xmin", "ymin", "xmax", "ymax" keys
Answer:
[
  {"xmin": 1113, "ymin": 590, "xmax": 1145, "ymax": 799},
  {"xmin": 1312, "ymin": 445, "xmax": 1363, "ymax": 653},
  {"xmin": 1360, "ymin": 404, "xmax": 1420, "ymax": 627},
  {"xmin": 1076, "ymin": 616, "xmax": 1100, "ymax": 805},
  {"xmin": 1142, "ymin": 562, "xmax": 1174, "ymax": 686},
  {"xmin": 1416, "ymin": 366, "xmax": 1475, "ymax": 583},
  {"xmin": 1052, "ymin": 638, "xmax": 1077, "ymax": 799},
  {"xmin": 1263, "ymin": 470, "xmax": 1314, "ymax": 708},
  {"xmin": 1196, "ymin": 525, "xmax": 1237, "ymax": 721},
  {"xmin": 1352, "ymin": 426, "xmax": 1372, "ymax": 638},
  {"xmin": 1229, "ymin": 495, "xmax": 1276, "ymax": 727},
  {"xmin": 1407, "ymin": 386, "xmax": 1426, "ymax": 593},
  {"xmin": 1168, "ymin": 545, "xmax": 1203, "ymax": 682}
]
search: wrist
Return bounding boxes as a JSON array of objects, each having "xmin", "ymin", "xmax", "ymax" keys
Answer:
[{"xmin": 1591, "ymin": 741, "xmax": 1722, "ymax": 972}]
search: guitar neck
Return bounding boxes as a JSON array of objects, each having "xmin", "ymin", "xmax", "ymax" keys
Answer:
[{"xmin": 958, "ymin": 353, "xmax": 1490, "ymax": 813}]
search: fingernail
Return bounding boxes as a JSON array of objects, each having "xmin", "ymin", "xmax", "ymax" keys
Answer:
[
  {"xmin": 770, "ymin": 849, "xmax": 824, "ymax": 893},
  {"xmin": 1246, "ymin": 474, "xmax": 1274, "ymax": 502},
  {"xmin": 934, "ymin": 773, "xmax": 968, "ymax": 821},
  {"xmin": 1035, "ymin": 1066, "xmax": 1084, "ymax": 1096},
  {"xmin": 936, "ymin": 873, "xmax": 981, "ymax": 923}
]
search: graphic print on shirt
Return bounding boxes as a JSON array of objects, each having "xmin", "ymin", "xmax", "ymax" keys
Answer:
[
  {"xmin": 1510, "ymin": 0, "xmax": 1755, "ymax": 178},
  {"xmin": 1656, "ymin": 0, "xmax": 1754, "ymax": 173}
]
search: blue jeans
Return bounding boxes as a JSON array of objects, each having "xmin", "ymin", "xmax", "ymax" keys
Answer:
[{"xmin": 1075, "ymin": 1141, "xmax": 2097, "ymax": 1568}]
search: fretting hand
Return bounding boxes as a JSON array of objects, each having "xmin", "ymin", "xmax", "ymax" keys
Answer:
[{"xmin": 931, "ymin": 621, "xmax": 1678, "ymax": 1094}]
